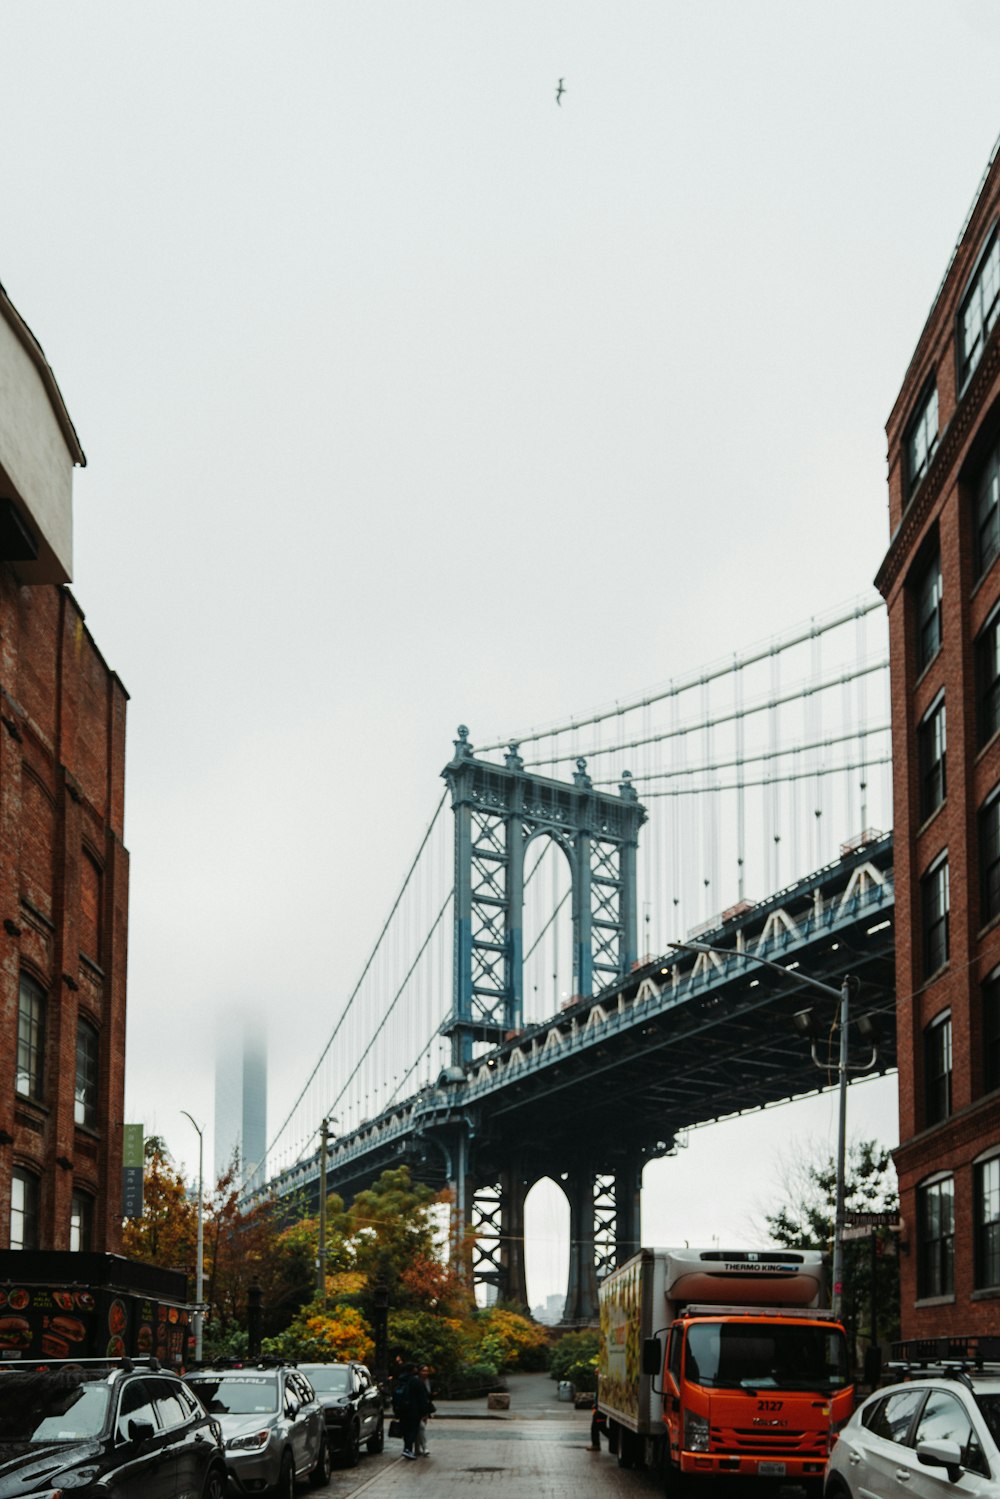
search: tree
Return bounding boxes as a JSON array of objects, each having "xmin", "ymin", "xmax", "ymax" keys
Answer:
[
  {"xmin": 761, "ymin": 1138, "xmax": 900, "ymax": 1358},
  {"xmin": 121, "ymin": 1138, "xmax": 197, "ymax": 1270},
  {"xmin": 346, "ymin": 1167, "xmax": 448, "ymax": 1318}
]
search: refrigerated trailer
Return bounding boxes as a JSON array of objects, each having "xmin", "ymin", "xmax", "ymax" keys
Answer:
[{"xmin": 597, "ymin": 1246, "xmax": 853, "ymax": 1494}]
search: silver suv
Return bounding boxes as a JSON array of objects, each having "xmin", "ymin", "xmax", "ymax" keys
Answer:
[
  {"xmin": 825, "ymin": 1367, "xmax": 1000, "ymax": 1499},
  {"xmin": 185, "ymin": 1363, "xmax": 331, "ymax": 1497}
]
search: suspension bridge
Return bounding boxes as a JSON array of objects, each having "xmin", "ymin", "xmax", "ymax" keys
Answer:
[{"xmin": 252, "ymin": 595, "xmax": 896, "ymax": 1318}]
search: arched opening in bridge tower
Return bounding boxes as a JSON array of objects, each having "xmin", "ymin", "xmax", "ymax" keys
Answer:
[
  {"xmin": 521, "ymin": 834, "xmax": 574, "ymax": 1028},
  {"xmin": 524, "ymin": 1176, "xmax": 570, "ymax": 1322}
]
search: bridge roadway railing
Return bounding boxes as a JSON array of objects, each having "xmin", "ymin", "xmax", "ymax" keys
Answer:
[{"xmin": 265, "ymin": 836, "xmax": 894, "ymax": 1205}]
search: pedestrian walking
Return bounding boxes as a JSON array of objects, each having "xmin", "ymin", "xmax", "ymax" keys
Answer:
[
  {"xmin": 416, "ymin": 1363, "xmax": 435, "ymax": 1455},
  {"xmin": 391, "ymin": 1359, "xmax": 431, "ymax": 1459}
]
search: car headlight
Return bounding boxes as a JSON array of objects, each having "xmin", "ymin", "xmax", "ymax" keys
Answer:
[
  {"xmin": 684, "ymin": 1411, "xmax": 710, "ymax": 1453},
  {"xmin": 226, "ymin": 1430, "xmax": 271, "ymax": 1451}
]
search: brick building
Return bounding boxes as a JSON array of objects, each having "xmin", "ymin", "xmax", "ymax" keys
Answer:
[
  {"xmin": 877, "ymin": 135, "xmax": 1000, "ymax": 1338},
  {"xmin": 0, "ymin": 282, "xmax": 129, "ymax": 1254}
]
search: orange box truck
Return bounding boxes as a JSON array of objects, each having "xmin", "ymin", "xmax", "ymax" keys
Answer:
[{"xmin": 597, "ymin": 1247, "xmax": 853, "ymax": 1495}]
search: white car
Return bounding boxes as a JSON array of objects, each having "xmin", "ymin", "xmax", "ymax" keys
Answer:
[{"xmin": 825, "ymin": 1371, "xmax": 1000, "ymax": 1499}]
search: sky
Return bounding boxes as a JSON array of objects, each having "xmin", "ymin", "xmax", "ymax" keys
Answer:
[{"xmin": 3, "ymin": 2, "xmax": 999, "ymax": 1304}]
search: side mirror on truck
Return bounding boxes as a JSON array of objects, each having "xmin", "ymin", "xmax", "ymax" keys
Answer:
[{"xmin": 642, "ymin": 1336, "xmax": 662, "ymax": 1377}]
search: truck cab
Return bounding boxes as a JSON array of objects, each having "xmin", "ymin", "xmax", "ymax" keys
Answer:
[{"xmin": 658, "ymin": 1305, "xmax": 852, "ymax": 1490}]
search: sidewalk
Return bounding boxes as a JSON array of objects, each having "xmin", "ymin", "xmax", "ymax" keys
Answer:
[
  {"xmin": 348, "ymin": 1377, "xmax": 626, "ymax": 1499},
  {"xmin": 432, "ymin": 1370, "xmax": 592, "ymax": 1421}
]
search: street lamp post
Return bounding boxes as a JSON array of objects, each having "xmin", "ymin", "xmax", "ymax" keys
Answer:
[
  {"xmin": 180, "ymin": 1111, "xmax": 205, "ymax": 1362},
  {"xmin": 667, "ymin": 940, "xmax": 874, "ymax": 1322}
]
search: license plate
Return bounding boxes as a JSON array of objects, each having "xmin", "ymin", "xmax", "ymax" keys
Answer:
[{"xmin": 758, "ymin": 1463, "xmax": 786, "ymax": 1476}]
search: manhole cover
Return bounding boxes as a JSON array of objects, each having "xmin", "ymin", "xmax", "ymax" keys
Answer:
[{"xmin": 464, "ymin": 1467, "xmax": 504, "ymax": 1473}]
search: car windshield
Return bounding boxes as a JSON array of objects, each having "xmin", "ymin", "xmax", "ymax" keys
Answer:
[
  {"xmin": 0, "ymin": 1372, "xmax": 111, "ymax": 1442},
  {"xmin": 187, "ymin": 1374, "xmax": 278, "ymax": 1415},
  {"xmin": 301, "ymin": 1367, "xmax": 350, "ymax": 1393},
  {"xmin": 684, "ymin": 1322, "xmax": 850, "ymax": 1392},
  {"xmin": 975, "ymin": 1392, "xmax": 1000, "ymax": 1446}
]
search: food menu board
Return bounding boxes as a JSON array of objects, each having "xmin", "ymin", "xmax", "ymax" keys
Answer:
[{"xmin": 0, "ymin": 1283, "xmax": 190, "ymax": 1367}]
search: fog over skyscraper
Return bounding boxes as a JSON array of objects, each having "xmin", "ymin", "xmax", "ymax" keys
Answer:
[{"xmin": 214, "ymin": 1011, "xmax": 267, "ymax": 1191}]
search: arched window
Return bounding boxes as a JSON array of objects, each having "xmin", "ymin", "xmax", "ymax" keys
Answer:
[
  {"xmin": 958, "ymin": 223, "xmax": 1000, "ymax": 390},
  {"xmin": 75, "ymin": 1019, "xmax": 99, "ymax": 1129},
  {"xmin": 16, "ymin": 973, "xmax": 46, "ymax": 1100},
  {"xmin": 70, "ymin": 1191, "xmax": 94, "ymax": 1253},
  {"xmin": 917, "ymin": 1173, "xmax": 954, "ymax": 1298},
  {"xmin": 923, "ymin": 1010, "xmax": 952, "ymax": 1126},
  {"xmin": 974, "ymin": 1149, "xmax": 1000, "ymax": 1291},
  {"xmin": 10, "ymin": 1168, "xmax": 39, "ymax": 1250}
]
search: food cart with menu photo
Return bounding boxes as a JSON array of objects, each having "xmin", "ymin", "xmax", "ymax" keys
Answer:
[{"xmin": 0, "ymin": 1250, "xmax": 192, "ymax": 1367}]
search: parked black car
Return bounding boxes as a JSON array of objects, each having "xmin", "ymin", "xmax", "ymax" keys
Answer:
[
  {"xmin": 298, "ymin": 1362, "xmax": 384, "ymax": 1466},
  {"xmin": 0, "ymin": 1357, "xmax": 227, "ymax": 1498}
]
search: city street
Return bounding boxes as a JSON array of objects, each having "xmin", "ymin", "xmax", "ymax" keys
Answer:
[
  {"xmin": 321, "ymin": 1373, "xmax": 811, "ymax": 1499},
  {"xmin": 323, "ymin": 1373, "xmax": 658, "ymax": 1499}
]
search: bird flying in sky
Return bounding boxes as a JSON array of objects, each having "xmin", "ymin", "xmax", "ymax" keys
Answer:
[{"xmin": 555, "ymin": 78, "xmax": 565, "ymax": 106}]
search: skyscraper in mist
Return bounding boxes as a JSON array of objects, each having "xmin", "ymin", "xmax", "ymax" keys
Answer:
[{"xmin": 214, "ymin": 1015, "xmax": 267, "ymax": 1191}]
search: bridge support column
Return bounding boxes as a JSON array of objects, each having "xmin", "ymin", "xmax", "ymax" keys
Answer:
[
  {"xmin": 563, "ymin": 1169, "xmax": 599, "ymax": 1323},
  {"xmin": 469, "ymin": 1169, "xmax": 530, "ymax": 1308},
  {"xmin": 615, "ymin": 1153, "xmax": 643, "ymax": 1265},
  {"xmin": 498, "ymin": 1166, "xmax": 529, "ymax": 1309}
]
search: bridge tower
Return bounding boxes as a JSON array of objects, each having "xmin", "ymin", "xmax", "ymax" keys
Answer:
[{"xmin": 442, "ymin": 727, "xmax": 647, "ymax": 1315}]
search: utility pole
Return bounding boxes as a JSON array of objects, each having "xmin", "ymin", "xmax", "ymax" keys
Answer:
[{"xmin": 317, "ymin": 1116, "xmax": 329, "ymax": 1304}]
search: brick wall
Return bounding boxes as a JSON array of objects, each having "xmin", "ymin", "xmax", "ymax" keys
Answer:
[
  {"xmin": 0, "ymin": 568, "xmax": 129, "ymax": 1252},
  {"xmin": 877, "ymin": 141, "xmax": 1000, "ymax": 1339}
]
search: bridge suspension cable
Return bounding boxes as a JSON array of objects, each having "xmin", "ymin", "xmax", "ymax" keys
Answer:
[{"xmin": 262, "ymin": 593, "xmax": 892, "ymax": 1188}]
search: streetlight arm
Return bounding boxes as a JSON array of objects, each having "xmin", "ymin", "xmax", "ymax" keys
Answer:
[{"xmin": 668, "ymin": 939, "xmax": 845, "ymax": 1002}]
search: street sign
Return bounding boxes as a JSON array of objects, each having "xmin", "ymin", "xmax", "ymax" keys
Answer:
[
  {"xmin": 840, "ymin": 1220, "xmax": 902, "ymax": 1241},
  {"xmin": 843, "ymin": 1210, "xmax": 900, "ymax": 1227}
]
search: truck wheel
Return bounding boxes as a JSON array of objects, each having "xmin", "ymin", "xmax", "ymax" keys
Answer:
[
  {"xmin": 664, "ymin": 1461, "xmax": 691, "ymax": 1498},
  {"xmin": 616, "ymin": 1431, "xmax": 635, "ymax": 1469}
]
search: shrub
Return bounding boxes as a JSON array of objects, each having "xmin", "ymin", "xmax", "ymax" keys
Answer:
[
  {"xmin": 563, "ymin": 1357, "xmax": 597, "ymax": 1393},
  {"xmin": 388, "ymin": 1308, "xmax": 471, "ymax": 1381},
  {"xmin": 471, "ymin": 1308, "xmax": 548, "ymax": 1372},
  {"xmin": 549, "ymin": 1330, "xmax": 599, "ymax": 1381},
  {"xmin": 262, "ymin": 1302, "xmax": 373, "ymax": 1363}
]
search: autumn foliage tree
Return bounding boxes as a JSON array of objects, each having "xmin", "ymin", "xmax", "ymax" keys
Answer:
[{"xmin": 121, "ymin": 1136, "xmax": 197, "ymax": 1270}]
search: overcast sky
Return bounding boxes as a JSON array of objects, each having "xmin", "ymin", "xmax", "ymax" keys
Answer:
[{"xmin": 4, "ymin": 3, "xmax": 999, "ymax": 1301}]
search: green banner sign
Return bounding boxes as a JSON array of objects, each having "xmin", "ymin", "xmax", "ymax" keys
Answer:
[{"xmin": 122, "ymin": 1124, "xmax": 144, "ymax": 1169}]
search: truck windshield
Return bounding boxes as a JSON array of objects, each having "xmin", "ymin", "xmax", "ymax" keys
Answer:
[{"xmin": 684, "ymin": 1322, "xmax": 849, "ymax": 1392}]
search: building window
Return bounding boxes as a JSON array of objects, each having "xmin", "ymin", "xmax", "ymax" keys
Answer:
[
  {"xmin": 986, "ymin": 968, "xmax": 1000, "ymax": 1094},
  {"xmin": 974, "ymin": 434, "xmax": 1000, "ymax": 581},
  {"xmin": 70, "ymin": 1191, "xmax": 93, "ymax": 1253},
  {"xmin": 924, "ymin": 1011, "xmax": 952, "ymax": 1126},
  {"xmin": 959, "ymin": 226, "xmax": 1000, "ymax": 389},
  {"xmin": 982, "ymin": 784, "xmax": 1000, "ymax": 926},
  {"xmin": 914, "ymin": 548, "xmax": 943, "ymax": 673},
  {"xmin": 917, "ymin": 1174, "xmax": 955, "ymax": 1298},
  {"xmin": 921, "ymin": 853, "xmax": 949, "ymax": 978},
  {"xmin": 975, "ymin": 1154, "xmax": 1000, "ymax": 1290},
  {"xmin": 79, "ymin": 849, "xmax": 102, "ymax": 964},
  {"xmin": 16, "ymin": 974, "xmax": 46, "ymax": 1100},
  {"xmin": 10, "ymin": 1169, "xmax": 39, "ymax": 1251},
  {"xmin": 918, "ymin": 694, "xmax": 946, "ymax": 821},
  {"xmin": 906, "ymin": 381, "xmax": 939, "ymax": 498},
  {"xmin": 74, "ymin": 1020, "xmax": 99, "ymax": 1129},
  {"xmin": 977, "ymin": 603, "xmax": 1000, "ymax": 747}
]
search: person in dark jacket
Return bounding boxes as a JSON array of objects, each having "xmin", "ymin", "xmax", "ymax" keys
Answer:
[{"xmin": 396, "ymin": 1362, "xmax": 431, "ymax": 1459}]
